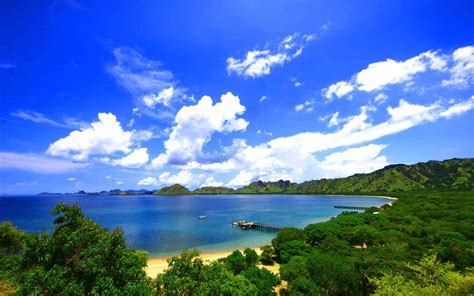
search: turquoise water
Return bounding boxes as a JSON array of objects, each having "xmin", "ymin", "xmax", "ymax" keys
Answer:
[{"xmin": 0, "ymin": 194, "xmax": 392, "ymax": 256}]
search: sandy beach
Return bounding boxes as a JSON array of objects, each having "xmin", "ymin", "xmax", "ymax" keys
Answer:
[{"xmin": 145, "ymin": 247, "xmax": 263, "ymax": 278}]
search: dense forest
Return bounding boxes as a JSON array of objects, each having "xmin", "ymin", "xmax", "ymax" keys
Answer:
[{"xmin": 1, "ymin": 158, "xmax": 473, "ymax": 295}]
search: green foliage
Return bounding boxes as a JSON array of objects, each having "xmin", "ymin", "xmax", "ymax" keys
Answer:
[
  {"xmin": 0, "ymin": 222, "xmax": 25, "ymax": 257},
  {"xmin": 236, "ymin": 180, "xmax": 295, "ymax": 194},
  {"xmin": 371, "ymin": 254, "xmax": 474, "ymax": 296},
  {"xmin": 157, "ymin": 250, "xmax": 258, "ymax": 295},
  {"xmin": 225, "ymin": 250, "xmax": 247, "ymax": 274},
  {"xmin": 278, "ymin": 240, "xmax": 312, "ymax": 264},
  {"xmin": 304, "ymin": 222, "xmax": 341, "ymax": 246},
  {"xmin": 153, "ymin": 184, "xmax": 191, "ymax": 195},
  {"xmin": 259, "ymin": 245, "xmax": 275, "ymax": 265},
  {"xmin": 243, "ymin": 248, "xmax": 259, "ymax": 266},
  {"xmin": 271, "ymin": 227, "xmax": 306, "ymax": 260},
  {"xmin": 279, "ymin": 191, "xmax": 474, "ymax": 295},
  {"xmin": 3, "ymin": 203, "xmax": 152, "ymax": 295},
  {"xmin": 240, "ymin": 266, "xmax": 279, "ymax": 296},
  {"xmin": 192, "ymin": 186, "xmax": 235, "ymax": 194}
]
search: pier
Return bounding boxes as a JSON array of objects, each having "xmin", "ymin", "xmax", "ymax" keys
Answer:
[
  {"xmin": 334, "ymin": 205, "xmax": 370, "ymax": 210},
  {"xmin": 232, "ymin": 220, "xmax": 284, "ymax": 232}
]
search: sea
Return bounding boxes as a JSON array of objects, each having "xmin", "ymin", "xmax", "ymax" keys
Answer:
[{"xmin": 0, "ymin": 194, "xmax": 393, "ymax": 257}]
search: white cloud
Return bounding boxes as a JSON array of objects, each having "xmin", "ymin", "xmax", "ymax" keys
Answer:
[
  {"xmin": 116, "ymin": 181, "xmax": 123, "ymax": 185},
  {"xmin": 323, "ymin": 49, "xmax": 451, "ymax": 100},
  {"xmin": 374, "ymin": 93, "xmax": 388, "ymax": 104},
  {"xmin": 112, "ymin": 148, "xmax": 149, "ymax": 168},
  {"xmin": 257, "ymin": 129, "xmax": 273, "ymax": 136},
  {"xmin": 442, "ymin": 46, "xmax": 474, "ymax": 88},
  {"xmin": 291, "ymin": 77, "xmax": 302, "ymax": 87},
  {"xmin": 319, "ymin": 144, "xmax": 389, "ymax": 177},
  {"xmin": 138, "ymin": 176, "xmax": 157, "ymax": 186},
  {"xmin": 180, "ymin": 96, "xmax": 474, "ymax": 186},
  {"xmin": 158, "ymin": 170, "xmax": 203, "ymax": 187},
  {"xmin": 227, "ymin": 170, "xmax": 255, "ymax": 187},
  {"xmin": 259, "ymin": 95, "xmax": 267, "ymax": 102},
  {"xmin": 0, "ymin": 152, "xmax": 90, "ymax": 174},
  {"xmin": 142, "ymin": 86, "xmax": 174, "ymax": 108},
  {"xmin": 107, "ymin": 47, "xmax": 186, "ymax": 116},
  {"xmin": 226, "ymin": 33, "xmax": 315, "ymax": 78},
  {"xmin": 151, "ymin": 92, "xmax": 248, "ymax": 167},
  {"xmin": 67, "ymin": 177, "xmax": 76, "ymax": 181},
  {"xmin": 323, "ymin": 81, "xmax": 354, "ymax": 100},
  {"xmin": 47, "ymin": 113, "xmax": 133, "ymax": 162},
  {"xmin": 11, "ymin": 110, "xmax": 84, "ymax": 129},
  {"xmin": 440, "ymin": 96, "xmax": 474, "ymax": 118},
  {"xmin": 295, "ymin": 99, "xmax": 315, "ymax": 112},
  {"xmin": 201, "ymin": 176, "xmax": 224, "ymax": 187},
  {"xmin": 328, "ymin": 112, "xmax": 341, "ymax": 127}
]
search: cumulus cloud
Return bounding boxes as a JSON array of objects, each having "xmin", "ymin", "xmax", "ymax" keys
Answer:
[
  {"xmin": 323, "ymin": 48, "xmax": 458, "ymax": 100},
  {"xmin": 226, "ymin": 33, "xmax": 315, "ymax": 78},
  {"xmin": 151, "ymin": 92, "xmax": 248, "ymax": 167},
  {"xmin": 259, "ymin": 95, "xmax": 268, "ymax": 102},
  {"xmin": 46, "ymin": 112, "xmax": 151, "ymax": 168},
  {"xmin": 112, "ymin": 148, "xmax": 149, "ymax": 168},
  {"xmin": 47, "ymin": 113, "xmax": 133, "ymax": 161},
  {"xmin": 171, "ymin": 96, "xmax": 474, "ymax": 186},
  {"xmin": 107, "ymin": 47, "xmax": 186, "ymax": 117},
  {"xmin": 137, "ymin": 176, "xmax": 157, "ymax": 186},
  {"xmin": 0, "ymin": 152, "xmax": 90, "ymax": 174}
]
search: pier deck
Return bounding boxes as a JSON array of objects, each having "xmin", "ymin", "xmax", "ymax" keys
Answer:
[
  {"xmin": 334, "ymin": 205, "xmax": 370, "ymax": 210},
  {"xmin": 232, "ymin": 220, "xmax": 284, "ymax": 232}
]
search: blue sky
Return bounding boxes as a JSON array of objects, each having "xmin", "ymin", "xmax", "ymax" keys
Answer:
[{"xmin": 1, "ymin": 0, "xmax": 473, "ymax": 194}]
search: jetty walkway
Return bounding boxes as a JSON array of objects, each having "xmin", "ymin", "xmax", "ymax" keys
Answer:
[
  {"xmin": 334, "ymin": 205, "xmax": 370, "ymax": 210},
  {"xmin": 232, "ymin": 220, "xmax": 284, "ymax": 232}
]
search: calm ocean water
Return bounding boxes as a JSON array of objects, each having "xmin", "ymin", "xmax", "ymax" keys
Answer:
[{"xmin": 0, "ymin": 194, "xmax": 392, "ymax": 257}]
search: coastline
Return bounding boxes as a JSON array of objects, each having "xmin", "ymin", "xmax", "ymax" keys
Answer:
[
  {"xmin": 145, "ymin": 194, "xmax": 397, "ymax": 278},
  {"xmin": 145, "ymin": 247, "xmax": 263, "ymax": 278}
]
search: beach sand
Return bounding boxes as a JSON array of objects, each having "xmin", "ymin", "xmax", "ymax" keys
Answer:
[{"xmin": 145, "ymin": 247, "xmax": 263, "ymax": 278}]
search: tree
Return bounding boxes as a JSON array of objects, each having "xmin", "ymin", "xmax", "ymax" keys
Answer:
[
  {"xmin": 240, "ymin": 266, "xmax": 279, "ymax": 296},
  {"xmin": 0, "ymin": 222, "xmax": 25, "ymax": 257},
  {"xmin": 271, "ymin": 227, "xmax": 305, "ymax": 260},
  {"xmin": 15, "ymin": 203, "xmax": 152, "ymax": 295},
  {"xmin": 278, "ymin": 240, "xmax": 311, "ymax": 264},
  {"xmin": 225, "ymin": 250, "xmax": 247, "ymax": 275},
  {"xmin": 243, "ymin": 248, "xmax": 259, "ymax": 267},
  {"xmin": 371, "ymin": 254, "xmax": 474, "ymax": 296},
  {"xmin": 157, "ymin": 250, "xmax": 258, "ymax": 295},
  {"xmin": 259, "ymin": 245, "xmax": 275, "ymax": 265},
  {"xmin": 304, "ymin": 222, "xmax": 341, "ymax": 246}
]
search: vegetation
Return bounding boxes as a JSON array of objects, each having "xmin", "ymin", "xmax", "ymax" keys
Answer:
[
  {"xmin": 153, "ymin": 184, "xmax": 190, "ymax": 195},
  {"xmin": 277, "ymin": 190, "xmax": 474, "ymax": 295},
  {"xmin": 2, "ymin": 158, "xmax": 473, "ymax": 294},
  {"xmin": 192, "ymin": 186, "xmax": 235, "ymax": 195}
]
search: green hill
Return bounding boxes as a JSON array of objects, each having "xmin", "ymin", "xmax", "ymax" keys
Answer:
[
  {"xmin": 192, "ymin": 186, "xmax": 235, "ymax": 194},
  {"xmin": 289, "ymin": 158, "xmax": 474, "ymax": 194},
  {"xmin": 153, "ymin": 184, "xmax": 190, "ymax": 195},
  {"xmin": 153, "ymin": 158, "xmax": 474, "ymax": 195},
  {"xmin": 236, "ymin": 180, "xmax": 296, "ymax": 194}
]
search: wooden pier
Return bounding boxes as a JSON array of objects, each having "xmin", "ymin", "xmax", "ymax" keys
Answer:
[
  {"xmin": 232, "ymin": 220, "xmax": 284, "ymax": 232},
  {"xmin": 334, "ymin": 205, "xmax": 370, "ymax": 210}
]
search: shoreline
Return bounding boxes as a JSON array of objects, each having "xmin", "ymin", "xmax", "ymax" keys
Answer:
[
  {"xmin": 145, "ymin": 194, "xmax": 397, "ymax": 277},
  {"xmin": 145, "ymin": 247, "xmax": 263, "ymax": 278}
]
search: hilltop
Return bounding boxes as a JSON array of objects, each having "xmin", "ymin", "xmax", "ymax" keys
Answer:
[
  {"xmin": 153, "ymin": 184, "xmax": 191, "ymax": 195},
  {"xmin": 187, "ymin": 158, "xmax": 474, "ymax": 195}
]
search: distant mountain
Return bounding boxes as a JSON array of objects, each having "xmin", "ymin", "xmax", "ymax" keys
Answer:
[
  {"xmin": 236, "ymin": 180, "xmax": 295, "ymax": 194},
  {"xmin": 192, "ymin": 186, "xmax": 235, "ymax": 194},
  {"xmin": 42, "ymin": 158, "xmax": 473, "ymax": 196},
  {"xmin": 288, "ymin": 158, "xmax": 474, "ymax": 194},
  {"xmin": 153, "ymin": 184, "xmax": 191, "ymax": 195}
]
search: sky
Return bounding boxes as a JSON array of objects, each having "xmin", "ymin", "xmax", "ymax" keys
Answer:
[{"xmin": 0, "ymin": 0, "xmax": 473, "ymax": 194}]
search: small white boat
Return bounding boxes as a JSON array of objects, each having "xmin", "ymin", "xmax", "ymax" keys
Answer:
[{"xmin": 198, "ymin": 215, "xmax": 206, "ymax": 219}]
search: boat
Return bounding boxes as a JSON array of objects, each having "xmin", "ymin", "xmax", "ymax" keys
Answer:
[{"xmin": 198, "ymin": 215, "xmax": 206, "ymax": 219}]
